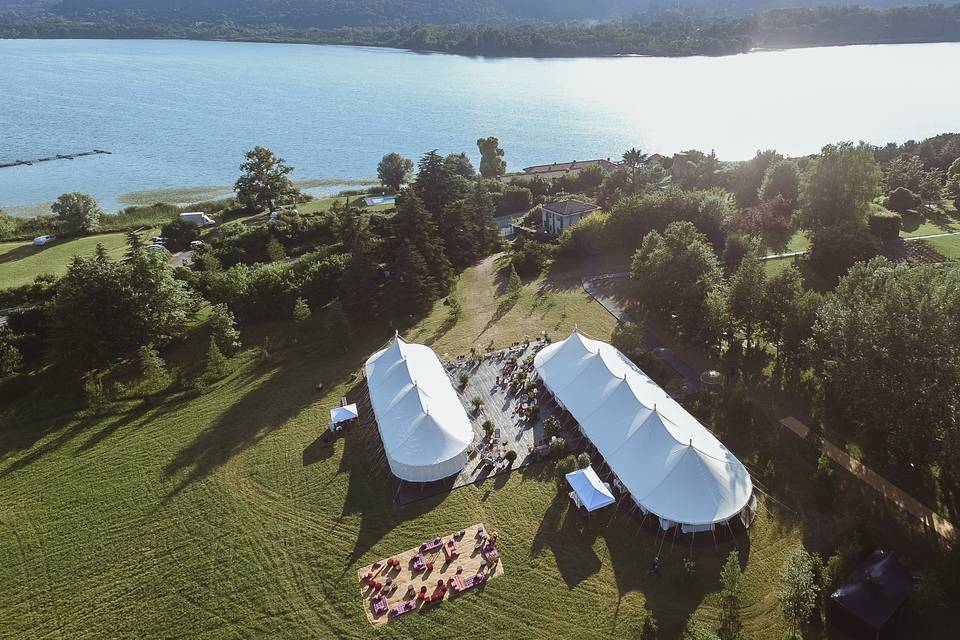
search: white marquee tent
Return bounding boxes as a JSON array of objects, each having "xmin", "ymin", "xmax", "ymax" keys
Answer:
[
  {"xmin": 364, "ymin": 334, "xmax": 473, "ymax": 483},
  {"xmin": 534, "ymin": 330, "xmax": 754, "ymax": 531}
]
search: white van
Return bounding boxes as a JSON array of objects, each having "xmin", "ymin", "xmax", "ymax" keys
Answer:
[{"xmin": 33, "ymin": 235, "xmax": 56, "ymax": 246}]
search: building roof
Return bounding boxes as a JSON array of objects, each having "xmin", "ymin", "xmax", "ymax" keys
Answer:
[
  {"xmin": 831, "ymin": 551, "xmax": 912, "ymax": 631},
  {"xmin": 534, "ymin": 330, "xmax": 753, "ymax": 526},
  {"xmin": 364, "ymin": 334, "xmax": 473, "ymax": 483},
  {"xmin": 542, "ymin": 199, "xmax": 599, "ymax": 217},
  {"xmin": 522, "ymin": 159, "xmax": 620, "ymax": 175}
]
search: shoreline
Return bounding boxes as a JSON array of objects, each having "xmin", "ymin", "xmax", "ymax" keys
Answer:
[
  {"xmin": 2, "ymin": 33, "xmax": 959, "ymax": 61},
  {"xmin": 1, "ymin": 177, "xmax": 379, "ymax": 218}
]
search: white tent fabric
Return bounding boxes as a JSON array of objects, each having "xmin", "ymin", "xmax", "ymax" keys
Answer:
[
  {"xmin": 566, "ymin": 466, "xmax": 616, "ymax": 511},
  {"xmin": 329, "ymin": 404, "xmax": 359, "ymax": 430},
  {"xmin": 330, "ymin": 404, "xmax": 359, "ymax": 423},
  {"xmin": 535, "ymin": 330, "xmax": 753, "ymax": 527},
  {"xmin": 364, "ymin": 334, "xmax": 473, "ymax": 482}
]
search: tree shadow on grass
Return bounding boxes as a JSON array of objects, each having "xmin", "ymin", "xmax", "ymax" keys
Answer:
[
  {"xmin": 162, "ymin": 337, "xmax": 365, "ymax": 500},
  {"xmin": 531, "ymin": 485, "xmax": 603, "ymax": 588}
]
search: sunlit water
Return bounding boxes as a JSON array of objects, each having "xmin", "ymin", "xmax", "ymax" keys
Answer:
[{"xmin": 1, "ymin": 39, "xmax": 958, "ymax": 211}]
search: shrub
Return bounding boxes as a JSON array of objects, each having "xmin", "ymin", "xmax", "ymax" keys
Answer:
[
  {"xmin": 505, "ymin": 449, "xmax": 517, "ymax": 463},
  {"xmin": 83, "ymin": 374, "xmax": 108, "ymax": 414},
  {"xmin": 292, "ymin": 297, "xmax": 312, "ymax": 326},
  {"xmin": 867, "ymin": 211, "xmax": 902, "ymax": 240},
  {"xmin": 682, "ymin": 557, "xmax": 697, "ymax": 583},
  {"xmin": 482, "ymin": 419, "xmax": 494, "ymax": 437},
  {"xmin": 159, "ymin": 217, "xmax": 200, "ymax": 252},
  {"xmin": 886, "ymin": 187, "xmax": 921, "ymax": 214},
  {"xmin": 458, "ymin": 371, "xmax": 469, "ymax": 388},
  {"xmin": 575, "ymin": 452, "xmax": 591, "ymax": 469},
  {"xmin": 471, "ymin": 396, "xmax": 484, "ymax": 412},
  {"xmin": 544, "ymin": 416, "xmax": 561, "ymax": 439},
  {"xmin": 814, "ymin": 450, "xmax": 836, "ymax": 509},
  {"xmin": 549, "ymin": 436, "xmax": 567, "ymax": 457}
]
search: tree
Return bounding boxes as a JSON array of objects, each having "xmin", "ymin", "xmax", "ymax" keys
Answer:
[
  {"xmin": 393, "ymin": 238, "xmax": 438, "ymax": 314},
  {"xmin": 477, "ymin": 136, "xmax": 506, "ymax": 178},
  {"xmin": 48, "ymin": 236, "xmax": 197, "ymax": 369},
  {"xmin": 760, "ymin": 265, "xmax": 803, "ymax": 357},
  {"xmin": 0, "ymin": 327, "xmax": 22, "ymax": 378},
  {"xmin": 414, "ymin": 150, "xmax": 456, "ymax": 216},
  {"xmin": 718, "ymin": 550, "xmax": 744, "ymax": 640},
  {"xmin": 727, "ymin": 251, "xmax": 766, "ymax": 349},
  {"xmin": 292, "ymin": 297, "xmax": 312, "ymax": 326},
  {"xmin": 203, "ymin": 336, "xmax": 230, "ymax": 381},
  {"xmin": 444, "ymin": 152, "xmax": 475, "ymax": 178},
  {"xmin": 159, "ymin": 216, "xmax": 200, "ymax": 252},
  {"xmin": 209, "ymin": 303, "xmax": 241, "ymax": 355},
  {"xmin": 611, "ymin": 321, "xmax": 645, "ymax": 358},
  {"xmin": 728, "ymin": 149, "xmax": 781, "ymax": 208},
  {"xmin": 0, "ymin": 210, "xmax": 16, "ymax": 240},
  {"xmin": 377, "ymin": 152, "xmax": 413, "ymax": 191},
  {"xmin": 779, "ymin": 547, "xmax": 818, "ymax": 639},
  {"xmin": 51, "ymin": 192, "xmax": 102, "ymax": 235},
  {"xmin": 886, "ymin": 186, "xmax": 921, "ymax": 213},
  {"xmin": 393, "ymin": 190, "xmax": 452, "ymax": 292},
  {"xmin": 758, "ymin": 159, "xmax": 800, "ymax": 205},
  {"xmin": 809, "ymin": 259, "xmax": 960, "ymax": 468},
  {"xmin": 506, "ymin": 263, "xmax": 522, "ymax": 301},
  {"xmin": 797, "ymin": 142, "xmax": 881, "ymax": 231},
  {"xmin": 884, "ymin": 154, "xmax": 943, "ymax": 201},
  {"xmin": 137, "ymin": 343, "xmax": 168, "ymax": 396},
  {"xmin": 622, "ymin": 147, "xmax": 648, "ymax": 193},
  {"xmin": 809, "ymin": 220, "xmax": 881, "ymax": 282},
  {"xmin": 234, "ymin": 146, "xmax": 299, "ymax": 212},
  {"xmin": 631, "ymin": 221, "xmax": 723, "ymax": 340}
]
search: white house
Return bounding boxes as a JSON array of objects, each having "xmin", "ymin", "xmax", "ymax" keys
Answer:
[
  {"xmin": 179, "ymin": 212, "xmax": 216, "ymax": 227},
  {"xmin": 542, "ymin": 199, "xmax": 599, "ymax": 235}
]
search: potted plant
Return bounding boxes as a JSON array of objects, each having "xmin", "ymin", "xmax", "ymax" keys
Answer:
[
  {"xmin": 482, "ymin": 419, "xmax": 494, "ymax": 438},
  {"xmin": 471, "ymin": 396, "xmax": 484, "ymax": 413},
  {"xmin": 459, "ymin": 371, "xmax": 470, "ymax": 388}
]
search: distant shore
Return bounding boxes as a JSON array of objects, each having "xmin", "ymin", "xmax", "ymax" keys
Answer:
[{"xmin": 1, "ymin": 177, "xmax": 378, "ymax": 218}]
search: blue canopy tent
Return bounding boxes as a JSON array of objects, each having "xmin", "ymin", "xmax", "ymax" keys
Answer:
[
  {"xmin": 566, "ymin": 466, "xmax": 615, "ymax": 512},
  {"xmin": 329, "ymin": 404, "xmax": 359, "ymax": 432}
]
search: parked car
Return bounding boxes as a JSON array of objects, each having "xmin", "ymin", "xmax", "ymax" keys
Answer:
[
  {"xmin": 189, "ymin": 240, "xmax": 205, "ymax": 249},
  {"xmin": 146, "ymin": 243, "xmax": 169, "ymax": 253},
  {"xmin": 151, "ymin": 236, "xmax": 167, "ymax": 244},
  {"xmin": 32, "ymin": 235, "xmax": 56, "ymax": 246}
]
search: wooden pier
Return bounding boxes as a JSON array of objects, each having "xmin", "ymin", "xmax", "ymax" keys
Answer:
[{"xmin": 0, "ymin": 149, "xmax": 111, "ymax": 169}]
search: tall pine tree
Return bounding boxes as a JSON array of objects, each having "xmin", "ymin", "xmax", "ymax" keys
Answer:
[
  {"xmin": 414, "ymin": 150, "xmax": 454, "ymax": 217},
  {"xmin": 393, "ymin": 191, "xmax": 452, "ymax": 294},
  {"xmin": 393, "ymin": 239, "xmax": 438, "ymax": 314}
]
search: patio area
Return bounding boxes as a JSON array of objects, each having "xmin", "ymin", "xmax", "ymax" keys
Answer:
[
  {"xmin": 392, "ymin": 340, "xmax": 582, "ymax": 502},
  {"xmin": 357, "ymin": 523, "xmax": 505, "ymax": 627}
]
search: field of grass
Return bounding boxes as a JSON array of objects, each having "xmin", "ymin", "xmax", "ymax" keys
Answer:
[
  {"xmin": 0, "ymin": 232, "xmax": 153, "ymax": 289},
  {"xmin": 1, "ymin": 256, "xmax": 953, "ymax": 639}
]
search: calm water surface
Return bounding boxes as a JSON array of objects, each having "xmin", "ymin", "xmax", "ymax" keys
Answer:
[{"xmin": 1, "ymin": 39, "xmax": 958, "ymax": 211}]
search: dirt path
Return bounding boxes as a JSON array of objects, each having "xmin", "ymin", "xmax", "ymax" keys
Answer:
[{"xmin": 779, "ymin": 417, "xmax": 956, "ymax": 542}]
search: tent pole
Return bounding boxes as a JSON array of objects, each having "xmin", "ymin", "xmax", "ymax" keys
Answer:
[
  {"xmin": 668, "ymin": 526, "xmax": 677, "ymax": 556},
  {"xmin": 712, "ymin": 527, "xmax": 719, "ymax": 552},
  {"xmin": 690, "ymin": 531, "xmax": 695, "ymax": 556}
]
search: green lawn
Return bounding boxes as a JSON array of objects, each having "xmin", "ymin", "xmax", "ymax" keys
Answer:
[
  {"xmin": 926, "ymin": 235, "xmax": 960, "ymax": 260},
  {"xmin": 0, "ymin": 232, "xmax": 145, "ymax": 289},
  {"xmin": 0, "ymin": 257, "xmax": 952, "ymax": 639}
]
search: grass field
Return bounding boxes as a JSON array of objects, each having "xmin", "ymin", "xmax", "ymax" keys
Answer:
[
  {"xmin": 0, "ymin": 256, "xmax": 953, "ymax": 639},
  {"xmin": 0, "ymin": 232, "xmax": 154, "ymax": 289}
]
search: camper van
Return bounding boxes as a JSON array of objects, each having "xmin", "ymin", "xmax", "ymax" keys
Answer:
[{"xmin": 179, "ymin": 212, "xmax": 216, "ymax": 227}]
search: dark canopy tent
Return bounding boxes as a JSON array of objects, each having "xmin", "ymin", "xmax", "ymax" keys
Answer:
[{"xmin": 829, "ymin": 551, "xmax": 911, "ymax": 640}]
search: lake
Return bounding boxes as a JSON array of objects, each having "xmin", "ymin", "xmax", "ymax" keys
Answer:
[{"xmin": 1, "ymin": 39, "xmax": 959, "ymax": 212}]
